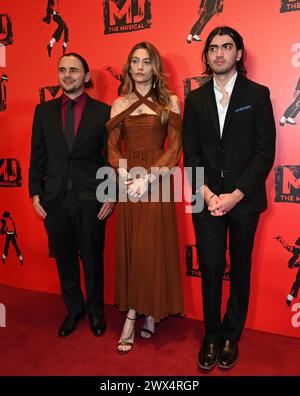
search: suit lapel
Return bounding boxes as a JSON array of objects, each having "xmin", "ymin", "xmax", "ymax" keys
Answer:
[
  {"xmin": 51, "ymin": 97, "xmax": 69, "ymax": 155},
  {"xmin": 204, "ymin": 78, "xmax": 221, "ymax": 138},
  {"xmin": 221, "ymin": 74, "xmax": 247, "ymax": 140}
]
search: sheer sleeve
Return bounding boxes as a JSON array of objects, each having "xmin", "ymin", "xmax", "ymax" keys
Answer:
[
  {"xmin": 106, "ymin": 118, "xmax": 124, "ymax": 170},
  {"xmin": 151, "ymin": 111, "xmax": 182, "ymax": 171}
]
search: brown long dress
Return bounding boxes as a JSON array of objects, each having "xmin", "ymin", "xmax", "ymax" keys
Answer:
[{"xmin": 106, "ymin": 90, "xmax": 184, "ymax": 322}]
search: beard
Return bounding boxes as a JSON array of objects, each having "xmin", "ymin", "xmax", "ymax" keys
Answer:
[
  {"xmin": 60, "ymin": 78, "xmax": 85, "ymax": 94},
  {"xmin": 210, "ymin": 60, "xmax": 237, "ymax": 75},
  {"xmin": 62, "ymin": 85, "xmax": 78, "ymax": 93}
]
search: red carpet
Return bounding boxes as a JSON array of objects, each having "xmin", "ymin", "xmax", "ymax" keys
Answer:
[{"xmin": 0, "ymin": 284, "xmax": 299, "ymax": 376}]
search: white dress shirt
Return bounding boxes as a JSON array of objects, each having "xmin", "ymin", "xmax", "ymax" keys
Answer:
[{"xmin": 213, "ymin": 72, "xmax": 237, "ymax": 137}]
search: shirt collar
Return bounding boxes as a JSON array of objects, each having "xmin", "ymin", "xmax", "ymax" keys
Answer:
[
  {"xmin": 213, "ymin": 72, "xmax": 238, "ymax": 96},
  {"xmin": 62, "ymin": 91, "xmax": 87, "ymax": 105}
]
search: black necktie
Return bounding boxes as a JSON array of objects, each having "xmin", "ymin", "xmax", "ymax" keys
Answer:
[
  {"xmin": 64, "ymin": 100, "xmax": 76, "ymax": 190},
  {"xmin": 64, "ymin": 100, "xmax": 76, "ymax": 152}
]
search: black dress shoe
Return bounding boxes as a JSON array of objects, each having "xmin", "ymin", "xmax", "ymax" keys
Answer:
[
  {"xmin": 198, "ymin": 340, "xmax": 220, "ymax": 370},
  {"xmin": 58, "ymin": 312, "xmax": 85, "ymax": 337},
  {"xmin": 217, "ymin": 340, "xmax": 239, "ymax": 369},
  {"xmin": 89, "ymin": 314, "xmax": 106, "ymax": 336}
]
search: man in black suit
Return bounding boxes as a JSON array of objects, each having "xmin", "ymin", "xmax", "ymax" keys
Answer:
[
  {"xmin": 29, "ymin": 53, "xmax": 114, "ymax": 337},
  {"xmin": 183, "ymin": 26, "xmax": 276, "ymax": 370}
]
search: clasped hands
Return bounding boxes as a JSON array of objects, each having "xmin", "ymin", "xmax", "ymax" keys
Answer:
[
  {"xmin": 127, "ymin": 177, "xmax": 148, "ymax": 198},
  {"xmin": 204, "ymin": 188, "xmax": 244, "ymax": 217},
  {"xmin": 118, "ymin": 168, "xmax": 154, "ymax": 198}
]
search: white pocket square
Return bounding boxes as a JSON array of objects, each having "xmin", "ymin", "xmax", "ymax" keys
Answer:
[{"xmin": 235, "ymin": 105, "xmax": 252, "ymax": 113}]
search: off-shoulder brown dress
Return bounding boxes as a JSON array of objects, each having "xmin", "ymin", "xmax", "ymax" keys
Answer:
[{"xmin": 106, "ymin": 90, "xmax": 184, "ymax": 322}]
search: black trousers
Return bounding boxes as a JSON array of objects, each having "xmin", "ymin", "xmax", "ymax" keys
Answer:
[
  {"xmin": 283, "ymin": 92, "xmax": 300, "ymax": 119},
  {"xmin": 190, "ymin": 11, "xmax": 215, "ymax": 36},
  {"xmin": 193, "ymin": 208, "xmax": 260, "ymax": 342},
  {"xmin": 45, "ymin": 190, "xmax": 106, "ymax": 317},
  {"xmin": 3, "ymin": 233, "xmax": 21, "ymax": 257},
  {"xmin": 52, "ymin": 14, "xmax": 69, "ymax": 43},
  {"xmin": 290, "ymin": 268, "xmax": 300, "ymax": 298}
]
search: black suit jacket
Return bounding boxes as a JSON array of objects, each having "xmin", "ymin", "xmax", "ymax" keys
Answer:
[
  {"xmin": 29, "ymin": 94, "xmax": 111, "ymax": 213},
  {"xmin": 183, "ymin": 74, "xmax": 276, "ymax": 214}
]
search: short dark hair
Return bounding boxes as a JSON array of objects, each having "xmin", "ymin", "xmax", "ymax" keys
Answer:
[
  {"xmin": 58, "ymin": 52, "xmax": 93, "ymax": 88},
  {"xmin": 202, "ymin": 26, "xmax": 247, "ymax": 75}
]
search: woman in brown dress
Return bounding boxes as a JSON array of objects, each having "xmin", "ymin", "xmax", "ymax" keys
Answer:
[{"xmin": 106, "ymin": 42, "xmax": 184, "ymax": 353}]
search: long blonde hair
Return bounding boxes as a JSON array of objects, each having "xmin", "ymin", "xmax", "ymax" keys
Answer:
[{"xmin": 122, "ymin": 42, "xmax": 172, "ymax": 124}]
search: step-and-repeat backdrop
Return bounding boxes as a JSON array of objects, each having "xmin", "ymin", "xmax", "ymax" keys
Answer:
[{"xmin": 0, "ymin": 0, "xmax": 300, "ymax": 338}]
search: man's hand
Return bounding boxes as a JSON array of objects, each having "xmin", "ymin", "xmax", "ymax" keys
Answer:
[
  {"xmin": 32, "ymin": 195, "xmax": 47, "ymax": 219},
  {"xmin": 201, "ymin": 185, "xmax": 223, "ymax": 216},
  {"xmin": 207, "ymin": 194, "xmax": 224, "ymax": 216},
  {"xmin": 97, "ymin": 199, "xmax": 115, "ymax": 220},
  {"xmin": 208, "ymin": 189, "xmax": 244, "ymax": 216}
]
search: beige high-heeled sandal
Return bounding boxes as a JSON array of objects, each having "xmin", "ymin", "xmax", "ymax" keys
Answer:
[
  {"xmin": 141, "ymin": 315, "xmax": 155, "ymax": 339},
  {"xmin": 117, "ymin": 316, "xmax": 136, "ymax": 354}
]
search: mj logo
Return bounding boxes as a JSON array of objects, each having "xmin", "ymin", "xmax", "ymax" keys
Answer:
[
  {"xmin": 186, "ymin": 244, "xmax": 230, "ymax": 280},
  {"xmin": 275, "ymin": 165, "xmax": 300, "ymax": 203},
  {"xmin": 0, "ymin": 14, "xmax": 13, "ymax": 46},
  {"xmin": 183, "ymin": 76, "xmax": 210, "ymax": 100},
  {"xmin": 0, "ymin": 303, "xmax": 6, "ymax": 327},
  {"xmin": 0, "ymin": 159, "xmax": 22, "ymax": 187},
  {"xmin": 280, "ymin": 0, "xmax": 300, "ymax": 13},
  {"xmin": 103, "ymin": 0, "xmax": 152, "ymax": 35},
  {"xmin": 0, "ymin": 74, "xmax": 8, "ymax": 111},
  {"xmin": 39, "ymin": 85, "xmax": 61, "ymax": 104}
]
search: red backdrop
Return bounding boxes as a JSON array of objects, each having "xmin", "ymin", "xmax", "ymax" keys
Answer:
[{"xmin": 0, "ymin": 0, "xmax": 300, "ymax": 338}]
